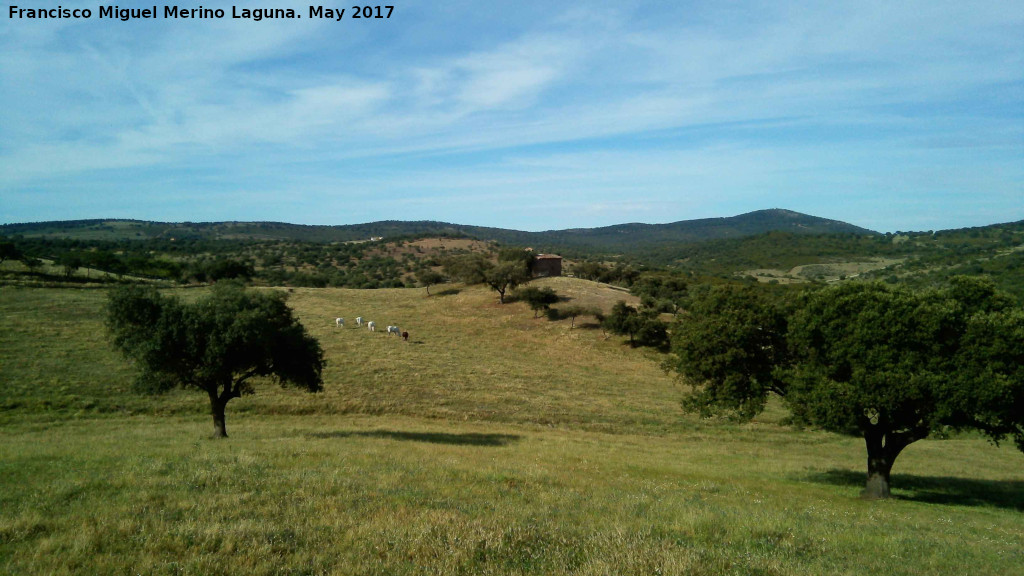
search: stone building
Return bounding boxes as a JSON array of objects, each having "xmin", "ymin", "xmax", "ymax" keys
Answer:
[{"xmin": 532, "ymin": 254, "xmax": 562, "ymax": 277}]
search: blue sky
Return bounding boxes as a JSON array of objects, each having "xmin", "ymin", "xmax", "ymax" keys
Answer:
[{"xmin": 1, "ymin": 1, "xmax": 1021, "ymax": 232}]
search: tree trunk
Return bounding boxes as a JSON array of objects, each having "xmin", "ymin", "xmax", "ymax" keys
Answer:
[
  {"xmin": 861, "ymin": 424, "xmax": 920, "ymax": 499},
  {"xmin": 209, "ymin": 390, "xmax": 229, "ymax": 438},
  {"xmin": 864, "ymin": 453, "xmax": 893, "ymax": 499},
  {"xmin": 863, "ymin": 426, "xmax": 891, "ymax": 498}
]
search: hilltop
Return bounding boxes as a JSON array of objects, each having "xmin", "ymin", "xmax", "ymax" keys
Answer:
[
  {"xmin": 3, "ymin": 209, "xmax": 1023, "ymax": 301},
  {"xmin": 0, "ymin": 208, "xmax": 873, "ymax": 251},
  {"xmin": 0, "ymin": 208, "xmax": 875, "ymax": 290}
]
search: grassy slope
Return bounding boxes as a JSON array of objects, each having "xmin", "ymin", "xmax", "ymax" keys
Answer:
[
  {"xmin": 1, "ymin": 281, "xmax": 1022, "ymax": 575},
  {"xmin": 254, "ymin": 280, "xmax": 668, "ymax": 433}
]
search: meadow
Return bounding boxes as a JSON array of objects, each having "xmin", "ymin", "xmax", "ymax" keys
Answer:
[{"xmin": 1, "ymin": 280, "xmax": 1022, "ymax": 575}]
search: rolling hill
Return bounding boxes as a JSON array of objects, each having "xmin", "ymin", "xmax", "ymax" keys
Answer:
[
  {"xmin": 1, "ymin": 280, "xmax": 1022, "ymax": 575},
  {"xmin": 0, "ymin": 209, "xmax": 874, "ymax": 252},
  {"xmin": 4, "ymin": 210, "xmax": 1023, "ymax": 301}
]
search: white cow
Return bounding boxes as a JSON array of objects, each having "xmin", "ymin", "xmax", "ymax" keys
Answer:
[
  {"xmin": 356, "ymin": 316, "xmax": 364, "ymax": 327},
  {"xmin": 335, "ymin": 317, "xmax": 345, "ymax": 327},
  {"xmin": 386, "ymin": 325, "xmax": 400, "ymax": 336},
  {"xmin": 367, "ymin": 321, "xmax": 376, "ymax": 332}
]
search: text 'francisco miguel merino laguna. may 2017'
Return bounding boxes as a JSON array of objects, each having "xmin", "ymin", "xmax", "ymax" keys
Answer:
[{"xmin": 8, "ymin": 5, "xmax": 394, "ymax": 22}]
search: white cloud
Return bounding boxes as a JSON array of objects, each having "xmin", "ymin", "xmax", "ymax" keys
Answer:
[{"xmin": 452, "ymin": 36, "xmax": 579, "ymax": 110}]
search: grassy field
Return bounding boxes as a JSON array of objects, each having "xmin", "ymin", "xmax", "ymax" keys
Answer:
[{"xmin": 1, "ymin": 280, "xmax": 1022, "ymax": 575}]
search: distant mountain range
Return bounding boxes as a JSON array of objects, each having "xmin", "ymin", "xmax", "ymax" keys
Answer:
[
  {"xmin": 516, "ymin": 209, "xmax": 876, "ymax": 252},
  {"xmin": 4, "ymin": 209, "xmax": 1023, "ymax": 301},
  {"xmin": 1, "ymin": 209, "xmax": 875, "ymax": 254}
]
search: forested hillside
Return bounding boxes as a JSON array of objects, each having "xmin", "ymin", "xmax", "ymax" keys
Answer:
[
  {"xmin": 0, "ymin": 209, "xmax": 871, "ymax": 254},
  {"xmin": 634, "ymin": 221, "xmax": 1023, "ymax": 300},
  {"xmin": 2, "ymin": 211, "xmax": 1022, "ymax": 301}
]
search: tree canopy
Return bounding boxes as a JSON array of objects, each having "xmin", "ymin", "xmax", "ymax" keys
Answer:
[
  {"xmin": 516, "ymin": 286, "xmax": 559, "ymax": 317},
  {"xmin": 557, "ymin": 304, "xmax": 597, "ymax": 329},
  {"xmin": 0, "ymin": 241, "xmax": 23, "ymax": 265},
  {"xmin": 442, "ymin": 252, "xmax": 532, "ymax": 303},
  {"xmin": 604, "ymin": 301, "xmax": 669, "ymax": 349},
  {"xmin": 670, "ymin": 285, "xmax": 789, "ymax": 419},
  {"xmin": 670, "ymin": 278, "xmax": 1024, "ymax": 498},
  {"xmin": 484, "ymin": 261, "xmax": 530, "ymax": 303},
  {"xmin": 415, "ymin": 268, "xmax": 446, "ymax": 295},
  {"xmin": 106, "ymin": 283, "xmax": 325, "ymax": 437}
]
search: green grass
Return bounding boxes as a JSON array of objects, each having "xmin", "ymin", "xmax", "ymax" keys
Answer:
[
  {"xmin": 1, "ymin": 282, "xmax": 1023, "ymax": 575},
  {"xmin": 0, "ymin": 286, "xmax": 197, "ymax": 418}
]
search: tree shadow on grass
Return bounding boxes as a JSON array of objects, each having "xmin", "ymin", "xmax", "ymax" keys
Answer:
[
  {"xmin": 308, "ymin": 429, "xmax": 521, "ymax": 447},
  {"xmin": 804, "ymin": 469, "xmax": 1024, "ymax": 510},
  {"xmin": 434, "ymin": 288, "xmax": 461, "ymax": 297}
]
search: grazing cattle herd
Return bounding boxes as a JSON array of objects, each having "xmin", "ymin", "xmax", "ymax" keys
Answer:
[{"xmin": 336, "ymin": 315, "xmax": 407, "ymax": 342}]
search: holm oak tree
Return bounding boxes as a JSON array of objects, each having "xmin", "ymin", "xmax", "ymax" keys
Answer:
[
  {"xmin": 670, "ymin": 279, "xmax": 1024, "ymax": 499},
  {"xmin": 106, "ymin": 283, "xmax": 325, "ymax": 438}
]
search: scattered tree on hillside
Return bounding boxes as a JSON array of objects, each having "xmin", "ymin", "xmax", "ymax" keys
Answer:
[
  {"xmin": 604, "ymin": 301, "xmax": 641, "ymax": 345},
  {"xmin": 634, "ymin": 273, "xmax": 689, "ymax": 313},
  {"xmin": 516, "ymin": 286, "xmax": 560, "ymax": 317},
  {"xmin": 573, "ymin": 261, "xmax": 641, "ymax": 286},
  {"xmin": 635, "ymin": 316, "xmax": 668, "ymax": 349},
  {"xmin": 186, "ymin": 258, "xmax": 255, "ymax": 284},
  {"xmin": 604, "ymin": 301, "xmax": 668, "ymax": 348},
  {"xmin": 56, "ymin": 253, "xmax": 84, "ymax": 279},
  {"xmin": 572, "ymin": 261, "xmax": 607, "ymax": 282},
  {"xmin": 86, "ymin": 250, "xmax": 127, "ymax": 278},
  {"xmin": 415, "ymin": 268, "xmax": 446, "ymax": 296},
  {"xmin": 442, "ymin": 253, "xmax": 490, "ymax": 285},
  {"xmin": 485, "ymin": 261, "xmax": 531, "ymax": 303},
  {"xmin": 669, "ymin": 279, "xmax": 1024, "ymax": 499},
  {"xmin": 604, "ymin": 301, "xmax": 642, "ymax": 345},
  {"xmin": 558, "ymin": 304, "xmax": 595, "ymax": 328},
  {"xmin": 442, "ymin": 252, "xmax": 532, "ymax": 303},
  {"xmin": 498, "ymin": 247, "xmax": 536, "ymax": 272},
  {"xmin": 106, "ymin": 283, "xmax": 325, "ymax": 438},
  {"xmin": 22, "ymin": 257, "xmax": 43, "ymax": 273},
  {"xmin": 0, "ymin": 242, "xmax": 23, "ymax": 266}
]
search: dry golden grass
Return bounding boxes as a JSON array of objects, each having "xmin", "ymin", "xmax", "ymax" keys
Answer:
[
  {"xmin": 406, "ymin": 237, "xmax": 493, "ymax": 252},
  {"xmin": 258, "ymin": 279, "xmax": 681, "ymax": 434},
  {"xmin": 364, "ymin": 237, "xmax": 496, "ymax": 262},
  {"xmin": 2, "ymin": 281, "xmax": 1023, "ymax": 575},
  {"xmin": 530, "ymin": 276, "xmax": 639, "ymax": 316},
  {"xmin": 0, "ymin": 279, "xmax": 670, "ymax": 431}
]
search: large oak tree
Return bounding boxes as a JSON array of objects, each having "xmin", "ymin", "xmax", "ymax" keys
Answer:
[
  {"xmin": 670, "ymin": 279, "xmax": 1023, "ymax": 498},
  {"xmin": 107, "ymin": 283, "xmax": 325, "ymax": 438}
]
